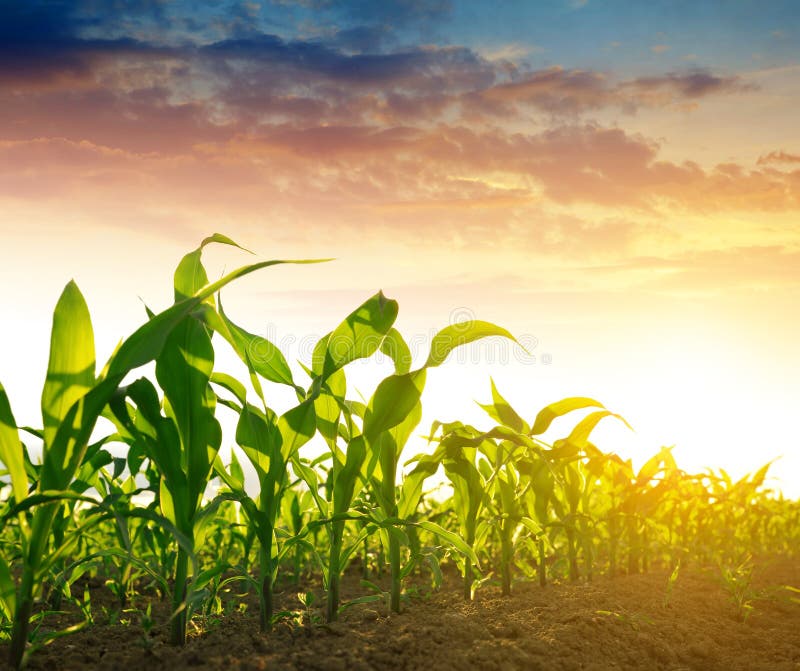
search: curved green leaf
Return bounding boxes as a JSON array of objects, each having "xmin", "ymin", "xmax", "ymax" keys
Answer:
[
  {"xmin": 424, "ymin": 320, "xmax": 516, "ymax": 368},
  {"xmin": 210, "ymin": 372, "xmax": 248, "ymax": 408},
  {"xmin": 213, "ymin": 296, "xmax": 297, "ymax": 389},
  {"xmin": 380, "ymin": 328, "xmax": 412, "ymax": 374},
  {"xmin": 108, "ymin": 258, "xmax": 328, "ymax": 378},
  {"xmin": 530, "ymin": 397, "xmax": 605, "ymax": 436},
  {"xmin": 363, "ymin": 369, "xmax": 427, "ymax": 444},
  {"xmin": 319, "ymin": 292, "xmax": 398, "ymax": 380},
  {"xmin": 278, "ymin": 399, "xmax": 317, "ymax": 460},
  {"xmin": 415, "ymin": 520, "xmax": 479, "ymax": 565},
  {"xmin": 478, "ymin": 378, "xmax": 529, "ymax": 434}
]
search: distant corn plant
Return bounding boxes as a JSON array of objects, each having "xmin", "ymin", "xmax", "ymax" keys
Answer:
[{"xmin": 426, "ymin": 385, "xmax": 627, "ymax": 595}]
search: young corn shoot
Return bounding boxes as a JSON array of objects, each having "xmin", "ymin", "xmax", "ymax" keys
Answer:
[
  {"xmin": 2, "ymin": 235, "xmax": 325, "ymax": 666},
  {"xmin": 363, "ymin": 320, "xmax": 518, "ymax": 612},
  {"xmin": 211, "ymin": 374, "xmax": 316, "ymax": 632},
  {"xmin": 303, "ymin": 291, "xmax": 400, "ymax": 622}
]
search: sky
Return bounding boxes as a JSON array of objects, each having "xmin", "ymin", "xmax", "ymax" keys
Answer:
[{"xmin": 0, "ymin": 0, "xmax": 798, "ymax": 496}]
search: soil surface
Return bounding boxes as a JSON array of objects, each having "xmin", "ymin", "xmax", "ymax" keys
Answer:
[{"xmin": 3, "ymin": 557, "xmax": 799, "ymax": 671}]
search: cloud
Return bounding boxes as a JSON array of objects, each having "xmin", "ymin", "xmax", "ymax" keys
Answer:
[
  {"xmin": 203, "ymin": 36, "xmax": 495, "ymax": 90},
  {"xmin": 758, "ymin": 150, "xmax": 800, "ymax": 165},
  {"xmin": 1, "ymin": 0, "xmax": 795, "ymax": 265},
  {"xmin": 625, "ymin": 70, "xmax": 752, "ymax": 99},
  {"xmin": 466, "ymin": 67, "xmax": 752, "ymax": 117},
  {"xmin": 2, "ymin": 124, "xmax": 797, "ymax": 293},
  {"xmin": 328, "ymin": 24, "xmax": 394, "ymax": 52},
  {"xmin": 476, "ymin": 43, "xmax": 540, "ymax": 63},
  {"xmin": 3, "ymin": 109, "xmax": 798, "ymax": 218},
  {"xmin": 0, "ymin": 1, "xmax": 183, "ymax": 89},
  {"xmin": 0, "ymin": 0, "xmax": 755, "ymax": 138},
  {"xmin": 0, "ymin": 86, "xmax": 235, "ymax": 153},
  {"xmin": 266, "ymin": 0, "xmax": 452, "ymax": 50},
  {"xmin": 301, "ymin": 0, "xmax": 452, "ymax": 29},
  {"xmin": 471, "ymin": 67, "xmax": 614, "ymax": 115},
  {"xmin": 651, "ymin": 44, "xmax": 670, "ymax": 54}
]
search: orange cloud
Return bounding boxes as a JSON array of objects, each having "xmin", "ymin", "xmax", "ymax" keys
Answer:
[
  {"xmin": 3, "ymin": 121, "xmax": 798, "ymax": 224},
  {"xmin": 757, "ymin": 150, "xmax": 800, "ymax": 165}
]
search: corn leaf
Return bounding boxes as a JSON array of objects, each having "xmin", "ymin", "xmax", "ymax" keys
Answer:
[
  {"xmin": 213, "ymin": 297, "xmax": 297, "ymax": 389},
  {"xmin": 156, "ymin": 317, "xmax": 221, "ymax": 512},
  {"xmin": 333, "ymin": 435, "xmax": 367, "ymax": 515},
  {"xmin": 478, "ymin": 378, "xmax": 529, "ymax": 434},
  {"xmin": 0, "ymin": 383, "xmax": 27, "ymax": 504},
  {"xmin": 108, "ymin": 259, "xmax": 326, "ymax": 378},
  {"xmin": 278, "ymin": 399, "xmax": 317, "ymax": 460},
  {"xmin": 398, "ymin": 453, "xmax": 440, "ymax": 519},
  {"xmin": 530, "ymin": 397, "xmax": 605, "ymax": 436},
  {"xmin": 380, "ymin": 328, "xmax": 412, "ymax": 374},
  {"xmin": 40, "ymin": 281, "xmax": 95, "ymax": 488},
  {"xmin": 314, "ymin": 392, "xmax": 341, "ymax": 446},
  {"xmin": 319, "ymin": 292, "xmax": 398, "ymax": 380},
  {"xmin": 173, "ymin": 233, "xmax": 253, "ymax": 302},
  {"xmin": 0, "ymin": 552, "xmax": 15, "ymax": 617},
  {"xmin": 209, "ymin": 372, "xmax": 249, "ymax": 408},
  {"xmin": 415, "ymin": 520, "xmax": 480, "ymax": 565},
  {"xmin": 237, "ymin": 403, "xmax": 282, "ymax": 480},
  {"xmin": 363, "ymin": 369, "xmax": 426, "ymax": 444},
  {"xmin": 424, "ymin": 320, "xmax": 516, "ymax": 368}
]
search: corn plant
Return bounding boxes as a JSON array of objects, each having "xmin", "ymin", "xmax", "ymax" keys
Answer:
[
  {"xmin": 280, "ymin": 486, "xmax": 315, "ymax": 584},
  {"xmin": 613, "ymin": 447, "xmax": 680, "ymax": 575},
  {"xmin": 1, "ymin": 235, "xmax": 323, "ymax": 667},
  {"xmin": 663, "ymin": 561, "xmax": 681, "ymax": 608},
  {"xmin": 720, "ymin": 555, "xmax": 756, "ymax": 622},
  {"xmin": 211, "ymin": 375, "xmax": 315, "ymax": 631},
  {"xmin": 111, "ymin": 236, "xmax": 326, "ymax": 644},
  {"xmin": 482, "ymin": 440, "xmax": 541, "ymax": 596},
  {"xmin": 429, "ymin": 386, "xmax": 628, "ymax": 592},
  {"xmin": 299, "ymin": 291, "xmax": 401, "ymax": 622},
  {"xmin": 475, "ymin": 382, "xmax": 547, "ymax": 593},
  {"xmin": 362, "ymin": 322, "xmax": 517, "ymax": 612},
  {"xmin": 202, "ymin": 286, "xmax": 319, "ymax": 631},
  {"xmin": 292, "ymin": 295, "xmax": 516, "ymax": 619}
]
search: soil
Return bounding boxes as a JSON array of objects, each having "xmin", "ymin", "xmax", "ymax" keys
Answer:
[{"xmin": 3, "ymin": 557, "xmax": 799, "ymax": 671}]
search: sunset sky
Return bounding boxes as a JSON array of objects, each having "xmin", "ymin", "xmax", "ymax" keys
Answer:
[{"xmin": 1, "ymin": 1, "xmax": 798, "ymax": 494}]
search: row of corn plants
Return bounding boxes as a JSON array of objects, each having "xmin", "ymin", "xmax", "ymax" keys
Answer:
[{"xmin": 1, "ymin": 235, "xmax": 798, "ymax": 668}]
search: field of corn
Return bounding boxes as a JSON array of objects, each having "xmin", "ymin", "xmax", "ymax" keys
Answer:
[{"xmin": 1, "ymin": 236, "xmax": 799, "ymax": 670}]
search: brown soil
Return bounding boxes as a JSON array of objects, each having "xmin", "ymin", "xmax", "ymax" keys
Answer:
[{"xmin": 3, "ymin": 557, "xmax": 799, "ymax": 671}]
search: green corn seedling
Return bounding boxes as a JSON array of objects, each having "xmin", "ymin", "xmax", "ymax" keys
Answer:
[
  {"xmin": 417, "ymin": 422, "xmax": 489, "ymax": 600},
  {"xmin": 297, "ymin": 294, "xmax": 514, "ymax": 619},
  {"xmin": 291, "ymin": 291, "xmax": 400, "ymax": 622},
  {"xmin": 720, "ymin": 555, "xmax": 756, "ymax": 622},
  {"xmin": 109, "ymin": 235, "xmax": 324, "ymax": 644},
  {"xmin": 211, "ymin": 375, "xmax": 316, "ymax": 631},
  {"xmin": 363, "ymin": 322, "xmax": 518, "ymax": 612},
  {"xmin": 1, "ymin": 235, "xmax": 325, "ymax": 666}
]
